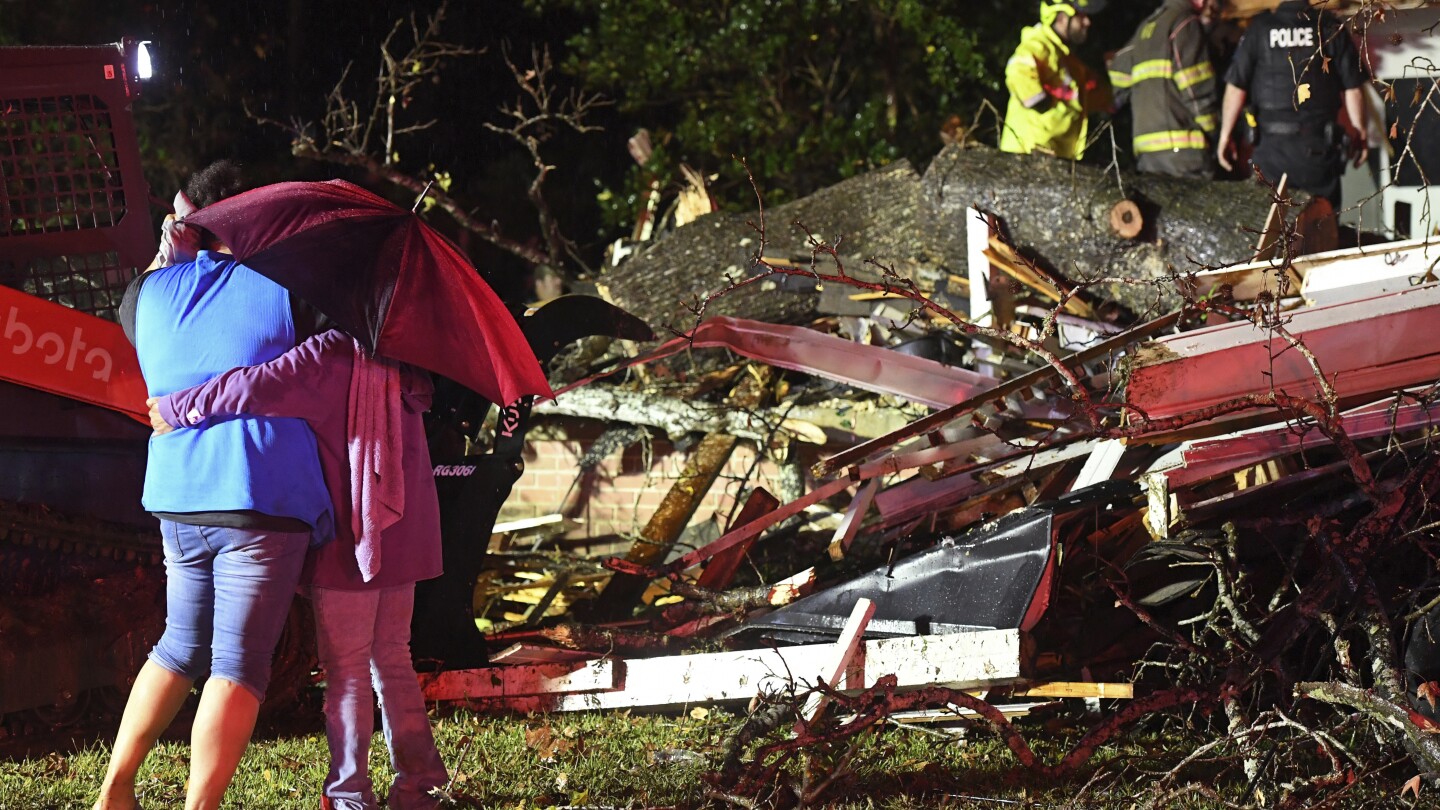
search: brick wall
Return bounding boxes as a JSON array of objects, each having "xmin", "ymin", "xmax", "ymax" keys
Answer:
[{"xmin": 500, "ymin": 419, "xmax": 800, "ymax": 545}]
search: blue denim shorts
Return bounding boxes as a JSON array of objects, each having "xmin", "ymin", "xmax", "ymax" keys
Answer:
[{"xmin": 148, "ymin": 520, "xmax": 309, "ymax": 700}]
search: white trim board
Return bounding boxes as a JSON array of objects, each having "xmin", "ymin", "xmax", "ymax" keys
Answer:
[{"xmin": 423, "ymin": 629, "xmax": 1025, "ymax": 713}]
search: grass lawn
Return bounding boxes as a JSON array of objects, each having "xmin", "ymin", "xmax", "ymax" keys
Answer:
[{"xmin": 0, "ymin": 702, "xmax": 1407, "ymax": 809}]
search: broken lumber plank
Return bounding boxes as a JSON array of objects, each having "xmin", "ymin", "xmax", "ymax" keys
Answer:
[
  {"xmin": 872, "ymin": 703, "xmax": 1049, "ymax": 724},
  {"xmin": 489, "ymin": 644, "xmax": 603, "ymax": 665},
  {"xmin": 975, "ymin": 439, "xmax": 1098, "ymax": 480},
  {"xmin": 798, "ymin": 598, "xmax": 877, "ymax": 726},
  {"xmin": 828, "ymin": 479, "xmax": 880, "ymax": 561},
  {"xmin": 768, "ymin": 567, "xmax": 818, "ymax": 604},
  {"xmin": 1182, "ymin": 261, "xmax": 1302, "ymax": 303},
  {"xmin": 420, "ymin": 659, "xmax": 619, "ymax": 701},
  {"xmin": 597, "ymin": 365, "xmax": 773, "ymax": 617},
  {"xmin": 491, "ymin": 514, "xmax": 569, "ymax": 534},
  {"xmin": 440, "ymin": 629, "xmax": 1025, "ymax": 713},
  {"xmin": 1180, "ymin": 434, "xmax": 1433, "ymax": 527},
  {"xmin": 984, "ymin": 235, "xmax": 1095, "ymax": 318},
  {"xmin": 1187, "ymin": 235, "xmax": 1440, "ymax": 304},
  {"xmin": 1125, "ymin": 283, "xmax": 1440, "ymax": 423},
  {"xmin": 874, "ymin": 468, "xmax": 1026, "ymax": 526},
  {"xmin": 1069, "ymin": 439, "xmax": 1128, "ymax": 492},
  {"xmin": 628, "ymin": 432, "xmax": 1056, "ymax": 584},
  {"xmin": 1001, "ymin": 681, "xmax": 1134, "ymax": 699},
  {"xmin": 967, "ymin": 207, "xmax": 1000, "ymax": 334},
  {"xmin": 1252, "ymin": 173, "xmax": 1290, "ymax": 262},
  {"xmin": 696, "ymin": 487, "xmax": 780, "ymax": 590},
  {"xmin": 812, "ymin": 310, "xmax": 1182, "ymax": 479},
  {"xmin": 617, "ymin": 477, "xmax": 854, "ymax": 578}
]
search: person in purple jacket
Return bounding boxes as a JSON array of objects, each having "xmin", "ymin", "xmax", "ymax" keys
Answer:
[{"xmin": 148, "ymin": 329, "xmax": 449, "ymax": 810}]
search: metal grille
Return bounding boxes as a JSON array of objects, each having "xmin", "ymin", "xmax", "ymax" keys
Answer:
[
  {"xmin": 0, "ymin": 94, "xmax": 127, "ymax": 236},
  {"xmin": 0, "ymin": 91, "xmax": 140, "ymax": 321},
  {"xmin": 0, "ymin": 254, "xmax": 134, "ymax": 322}
]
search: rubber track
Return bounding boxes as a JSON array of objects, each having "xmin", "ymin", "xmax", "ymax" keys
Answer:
[{"xmin": 0, "ymin": 498, "xmax": 161, "ymax": 565}]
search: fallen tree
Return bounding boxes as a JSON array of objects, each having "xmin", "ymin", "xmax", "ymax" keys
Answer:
[{"xmin": 602, "ymin": 143, "xmax": 1328, "ymax": 333}]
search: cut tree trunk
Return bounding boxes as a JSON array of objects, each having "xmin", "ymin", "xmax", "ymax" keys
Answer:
[
  {"xmin": 601, "ymin": 144, "xmax": 1321, "ymax": 333},
  {"xmin": 921, "ymin": 143, "xmax": 1318, "ymax": 316}
]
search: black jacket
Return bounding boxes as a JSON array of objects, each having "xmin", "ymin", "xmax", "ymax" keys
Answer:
[{"xmin": 1224, "ymin": 0, "xmax": 1365, "ymax": 122}]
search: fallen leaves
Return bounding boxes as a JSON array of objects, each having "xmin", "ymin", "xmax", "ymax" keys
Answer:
[
  {"xmin": 1417, "ymin": 680, "xmax": 1440, "ymax": 712},
  {"xmin": 525, "ymin": 723, "xmax": 577, "ymax": 761}
]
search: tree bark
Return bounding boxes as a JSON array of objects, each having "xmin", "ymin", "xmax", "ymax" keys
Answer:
[{"xmin": 600, "ymin": 160, "xmax": 942, "ymax": 332}]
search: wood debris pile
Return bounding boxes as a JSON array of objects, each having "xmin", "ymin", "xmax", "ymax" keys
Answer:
[{"xmin": 424, "ymin": 147, "xmax": 1440, "ymax": 792}]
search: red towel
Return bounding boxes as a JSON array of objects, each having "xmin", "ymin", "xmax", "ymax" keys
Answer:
[{"xmin": 346, "ymin": 338, "xmax": 405, "ymax": 581}]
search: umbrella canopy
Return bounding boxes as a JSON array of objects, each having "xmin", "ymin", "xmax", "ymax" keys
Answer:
[{"xmin": 184, "ymin": 179, "xmax": 551, "ymax": 405}]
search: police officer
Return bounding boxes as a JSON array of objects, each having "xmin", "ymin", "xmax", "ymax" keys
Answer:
[
  {"xmin": 1001, "ymin": 0, "xmax": 1111, "ymax": 160},
  {"xmin": 1215, "ymin": 0, "xmax": 1368, "ymax": 205}
]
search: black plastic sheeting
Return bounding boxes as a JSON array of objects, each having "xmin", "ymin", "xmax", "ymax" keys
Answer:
[{"xmin": 735, "ymin": 481, "xmax": 1134, "ymax": 645}]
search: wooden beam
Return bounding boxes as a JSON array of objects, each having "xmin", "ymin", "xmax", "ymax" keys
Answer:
[
  {"xmin": 1251, "ymin": 173, "xmax": 1289, "ymax": 262},
  {"xmin": 798, "ymin": 598, "xmax": 877, "ymax": 726},
  {"xmin": 491, "ymin": 513, "xmax": 568, "ymax": 534},
  {"xmin": 437, "ymin": 629, "xmax": 1026, "ymax": 713},
  {"xmin": 1069, "ymin": 439, "xmax": 1127, "ymax": 492},
  {"xmin": 873, "ymin": 703, "xmax": 1049, "ymax": 724},
  {"xmin": 420, "ymin": 659, "xmax": 619, "ymax": 701},
  {"xmin": 1301, "ymin": 236, "xmax": 1440, "ymax": 307},
  {"xmin": 650, "ymin": 478, "xmax": 853, "ymax": 577},
  {"xmin": 1001, "ymin": 681, "xmax": 1134, "ymax": 699},
  {"xmin": 967, "ymin": 207, "xmax": 996, "ymax": 329},
  {"xmin": 827, "ymin": 479, "xmax": 880, "ymax": 561},
  {"xmin": 1164, "ymin": 395, "xmax": 1440, "ymax": 488},
  {"xmin": 489, "ymin": 643, "xmax": 602, "ymax": 665},
  {"xmin": 696, "ymin": 488, "xmax": 780, "ymax": 590},
  {"xmin": 984, "ymin": 235, "xmax": 1095, "ymax": 318},
  {"xmin": 768, "ymin": 567, "xmax": 817, "ymax": 605}
]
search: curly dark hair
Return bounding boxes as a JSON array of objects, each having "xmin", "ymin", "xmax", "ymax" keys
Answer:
[
  {"xmin": 183, "ymin": 160, "xmax": 248, "ymax": 248},
  {"xmin": 184, "ymin": 159, "xmax": 247, "ymax": 210}
]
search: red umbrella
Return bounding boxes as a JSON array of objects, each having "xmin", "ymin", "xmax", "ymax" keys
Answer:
[{"xmin": 184, "ymin": 179, "xmax": 551, "ymax": 405}]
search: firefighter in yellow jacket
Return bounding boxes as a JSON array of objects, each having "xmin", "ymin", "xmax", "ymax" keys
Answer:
[
  {"xmin": 1108, "ymin": 0, "xmax": 1220, "ymax": 178},
  {"xmin": 1001, "ymin": 0, "xmax": 1112, "ymax": 160}
]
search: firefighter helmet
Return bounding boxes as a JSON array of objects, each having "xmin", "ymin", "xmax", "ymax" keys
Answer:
[{"xmin": 1040, "ymin": 0, "xmax": 1107, "ymax": 25}]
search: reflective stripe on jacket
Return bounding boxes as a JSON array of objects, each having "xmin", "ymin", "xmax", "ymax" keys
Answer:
[{"xmin": 1109, "ymin": 0, "xmax": 1218, "ymax": 161}]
